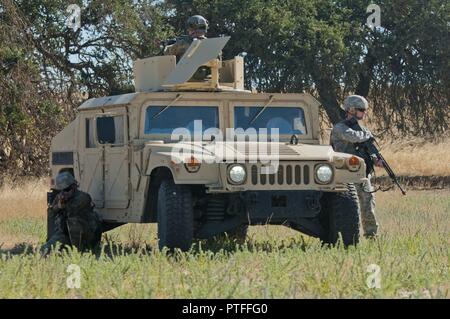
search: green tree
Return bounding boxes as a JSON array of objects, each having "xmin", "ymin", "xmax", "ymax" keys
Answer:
[
  {"xmin": 14, "ymin": 0, "xmax": 173, "ymax": 100},
  {"xmin": 0, "ymin": 0, "xmax": 66, "ymax": 179},
  {"xmin": 1, "ymin": 0, "xmax": 172, "ymax": 180},
  {"xmin": 1, "ymin": 0, "xmax": 449, "ymax": 180},
  {"xmin": 167, "ymin": 0, "xmax": 450, "ymax": 135}
]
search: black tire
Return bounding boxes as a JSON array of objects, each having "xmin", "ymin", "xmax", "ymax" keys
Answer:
[
  {"xmin": 157, "ymin": 179, "xmax": 194, "ymax": 251},
  {"xmin": 319, "ymin": 184, "xmax": 360, "ymax": 247}
]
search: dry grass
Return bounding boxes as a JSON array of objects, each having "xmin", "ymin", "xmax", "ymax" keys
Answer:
[
  {"xmin": 1, "ymin": 134, "xmax": 449, "ymax": 246},
  {"xmin": 375, "ymin": 137, "xmax": 450, "ymax": 177},
  {"xmin": 321, "ymin": 129, "xmax": 450, "ymax": 177},
  {"xmin": 0, "ymin": 188, "xmax": 448, "ymax": 298},
  {"xmin": 0, "ymin": 178, "xmax": 47, "ymax": 247},
  {"xmin": 0, "ymin": 178, "xmax": 47, "ymax": 221},
  {"xmin": 0, "ymin": 179, "xmax": 448, "ymax": 298}
]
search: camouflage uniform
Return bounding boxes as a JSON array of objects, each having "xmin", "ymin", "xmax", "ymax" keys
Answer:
[
  {"xmin": 164, "ymin": 14, "xmax": 208, "ymax": 61},
  {"xmin": 163, "ymin": 15, "xmax": 210, "ymax": 81},
  {"xmin": 164, "ymin": 35, "xmax": 195, "ymax": 61},
  {"xmin": 164, "ymin": 35, "xmax": 210, "ymax": 81},
  {"xmin": 42, "ymin": 189, "xmax": 102, "ymax": 253},
  {"xmin": 330, "ymin": 120, "xmax": 379, "ymax": 237}
]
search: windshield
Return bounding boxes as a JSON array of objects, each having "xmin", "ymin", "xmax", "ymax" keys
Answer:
[
  {"xmin": 144, "ymin": 106, "xmax": 219, "ymax": 135},
  {"xmin": 234, "ymin": 106, "xmax": 307, "ymax": 135}
]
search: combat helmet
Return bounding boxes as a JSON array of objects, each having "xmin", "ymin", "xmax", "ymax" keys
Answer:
[
  {"xmin": 187, "ymin": 15, "xmax": 209, "ymax": 32},
  {"xmin": 54, "ymin": 171, "xmax": 76, "ymax": 190},
  {"xmin": 343, "ymin": 95, "xmax": 369, "ymax": 112}
]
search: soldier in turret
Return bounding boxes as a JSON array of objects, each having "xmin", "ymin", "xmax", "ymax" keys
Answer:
[{"xmin": 163, "ymin": 15, "xmax": 209, "ymax": 61}]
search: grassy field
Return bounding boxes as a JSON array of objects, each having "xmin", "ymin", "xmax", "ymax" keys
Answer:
[{"xmin": 0, "ymin": 180, "xmax": 448, "ymax": 298}]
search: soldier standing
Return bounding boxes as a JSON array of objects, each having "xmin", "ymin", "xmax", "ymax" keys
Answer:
[
  {"xmin": 330, "ymin": 95, "xmax": 382, "ymax": 238},
  {"xmin": 41, "ymin": 171, "xmax": 102, "ymax": 255},
  {"xmin": 163, "ymin": 15, "xmax": 209, "ymax": 61}
]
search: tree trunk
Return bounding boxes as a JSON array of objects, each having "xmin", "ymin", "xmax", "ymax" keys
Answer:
[
  {"xmin": 355, "ymin": 50, "xmax": 376, "ymax": 97},
  {"xmin": 316, "ymin": 78, "xmax": 345, "ymax": 124}
]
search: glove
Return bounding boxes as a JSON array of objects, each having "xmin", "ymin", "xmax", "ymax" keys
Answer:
[{"xmin": 160, "ymin": 38, "xmax": 176, "ymax": 47}]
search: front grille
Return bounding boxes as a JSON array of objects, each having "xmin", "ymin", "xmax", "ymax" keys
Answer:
[{"xmin": 250, "ymin": 163, "xmax": 312, "ymax": 186}]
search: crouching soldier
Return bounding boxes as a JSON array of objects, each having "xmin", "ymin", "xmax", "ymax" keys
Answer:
[{"xmin": 40, "ymin": 172, "xmax": 102, "ymax": 255}]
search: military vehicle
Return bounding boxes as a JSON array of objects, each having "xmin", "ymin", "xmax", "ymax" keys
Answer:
[{"xmin": 48, "ymin": 37, "xmax": 366, "ymax": 250}]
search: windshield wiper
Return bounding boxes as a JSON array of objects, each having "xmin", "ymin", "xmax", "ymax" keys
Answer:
[
  {"xmin": 249, "ymin": 95, "xmax": 275, "ymax": 124},
  {"xmin": 152, "ymin": 94, "xmax": 183, "ymax": 119}
]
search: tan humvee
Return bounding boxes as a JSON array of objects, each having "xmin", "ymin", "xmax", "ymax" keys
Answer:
[{"xmin": 48, "ymin": 37, "xmax": 366, "ymax": 250}]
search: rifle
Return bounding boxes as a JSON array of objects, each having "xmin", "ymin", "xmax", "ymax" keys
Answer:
[
  {"xmin": 47, "ymin": 188, "xmax": 76, "ymax": 240},
  {"xmin": 158, "ymin": 38, "xmax": 177, "ymax": 55},
  {"xmin": 345, "ymin": 117, "xmax": 407, "ymax": 195}
]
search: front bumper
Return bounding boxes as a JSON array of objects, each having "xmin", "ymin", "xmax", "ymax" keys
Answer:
[{"xmin": 243, "ymin": 190, "xmax": 322, "ymax": 222}]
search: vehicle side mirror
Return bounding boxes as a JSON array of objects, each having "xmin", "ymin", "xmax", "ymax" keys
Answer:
[{"xmin": 290, "ymin": 134, "xmax": 299, "ymax": 145}]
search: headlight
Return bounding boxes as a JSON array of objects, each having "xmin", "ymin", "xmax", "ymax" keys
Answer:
[
  {"xmin": 228, "ymin": 165, "xmax": 246, "ymax": 184},
  {"xmin": 315, "ymin": 164, "xmax": 333, "ymax": 184}
]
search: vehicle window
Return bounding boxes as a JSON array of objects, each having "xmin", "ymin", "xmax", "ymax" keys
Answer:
[
  {"xmin": 97, "ymin": 115, "xmax": 124, "ymax": 145},
  {"xmin": 144, "ymin": 106, "xmax": 219, "ymax": 136},
  {"xmin": 234, "ymin": 106, "xmax": 307, "ymax": 135},
  {"xmin": 85, "ymin": 118, "xmax": 96, "ymax": 148}
]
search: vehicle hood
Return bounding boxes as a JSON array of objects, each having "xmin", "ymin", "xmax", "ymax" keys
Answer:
[{"xmin": 149, "ymin": 141, "xmax": 335, "ymax": 163}]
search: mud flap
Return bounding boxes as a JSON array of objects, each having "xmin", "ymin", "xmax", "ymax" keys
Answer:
[{"xmin": 288, "ymin": 218, "xmax": 324, "ymax": 238}]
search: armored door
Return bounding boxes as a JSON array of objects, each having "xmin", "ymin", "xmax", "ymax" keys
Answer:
[
  {"xmin": 96, "ymin": 111, "xmax": 130, "ymax": 209},
  {"xmin": 79, "ymin": 116, "xmax": 105, "ymax": 208}
]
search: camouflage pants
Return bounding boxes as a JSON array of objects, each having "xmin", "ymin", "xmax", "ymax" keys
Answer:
[
  {"xmin": 40, "ymin": 214, "xmax": 71, "ymax": 255},
  {"xmin": 41, "ymin": 214, "xmax": 100, "ymax": 255},
  {"xmin": 41, "ymin": 231, "xmax": 71, "ymax": 254},
  {"xmin": 354, "ymin": 176, "xmax": 379, "ymax": 237}
]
